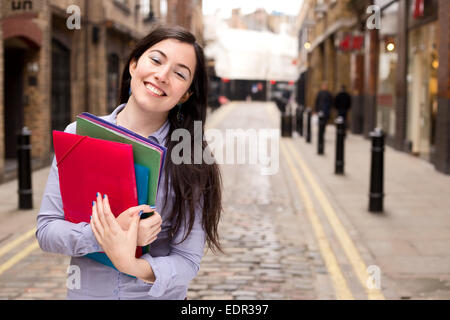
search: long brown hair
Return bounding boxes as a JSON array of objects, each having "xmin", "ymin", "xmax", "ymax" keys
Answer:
[{"xmin": 118, "ymin": 25, "xmax": 223, "ymax": 253}]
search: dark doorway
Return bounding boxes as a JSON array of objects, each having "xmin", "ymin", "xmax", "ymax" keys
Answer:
[
  {"xmin": 51, "ymin": 39, "xmax": 71, "ymax": 134},
  {"xmin": 107, "ymin": 53, "xmax": 120, "ymax": 113},
  {"xmin": 4, "ymin": 48, "xmax": 25, "ymax": 159}
]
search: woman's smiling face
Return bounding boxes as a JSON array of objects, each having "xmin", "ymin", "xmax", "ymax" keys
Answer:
[{"xmin": 129, "ymin": 38, "xmax": 197, "ymax": 112}]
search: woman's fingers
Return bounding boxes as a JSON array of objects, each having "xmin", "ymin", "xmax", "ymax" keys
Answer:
[
  {"xmin": 141, "ymin": 211, "xmax": 161, "ymax": 227},
  {"xmin": 103, "ymin": 194, "xmax": 114, "ymax": 216},
  {"xmin": 126, "ymin": 205, "xmax": 153, "ymax": 216},
  {"xmin": 128, "ymin": 211, "xmax": 140, "ymax": 243},
  {"xmin": 148, "ymin": 234, "xmax": 158, "ymax": 245},
  {"xmin": 91, "ymin": 200, "xmax": 104, "ymax": 241},
  {"xmin": 149, "ymin": 225, "xmax": 161, "ymax": 237},
  {"xmin": 102, "ymin": 194, "xmax": 121, "ymax": 233},
  {"xmin": 95, "ymin": 193, "xmax": 110, "ymax": 230}
]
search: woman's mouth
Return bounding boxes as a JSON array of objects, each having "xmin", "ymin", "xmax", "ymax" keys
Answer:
[{"xmin": 144, "ymin": 82, "xmax": 166, "ymax": 97}]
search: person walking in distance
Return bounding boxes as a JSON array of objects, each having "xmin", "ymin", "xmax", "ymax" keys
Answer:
[
  {"xmin": 314, "ymin": 82, "xmax": 333, "ymax": 134},
  {"xmin": 334, "ymin": 85, "xmax": 352, "ymax": 134}
]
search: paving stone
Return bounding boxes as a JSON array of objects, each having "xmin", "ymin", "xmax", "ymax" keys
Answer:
[
  {"xmin": 202, "ymin": 295, "xmax": 234, "ymax": 300},
  {"xmin": 261, "ymin": 292, "xmax": 285, "ymax": 299},
  {"xmin": 210, "ymin": 284, "xmax": 240, "ymax": 291},
  {"xmin": 231, "ymin": 290, "xmax": 257, "ymax": 297},
  {"xmin": 234, "ymin": 296, "xmax": 258, "ymax": 300}
]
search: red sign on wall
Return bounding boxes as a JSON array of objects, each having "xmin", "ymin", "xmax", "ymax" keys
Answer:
[
  {"xmin": 413, "ymin": 0, "xmax": 424, "ymax": 19},
  {"xmin": 339, "ymin": 34, "xmax": 364, "ymax": 52}
]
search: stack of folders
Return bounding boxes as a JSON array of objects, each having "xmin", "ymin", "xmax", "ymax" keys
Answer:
[{"xmin": 52, "ymin": 112, "xmax": 167, "ymax": 273}]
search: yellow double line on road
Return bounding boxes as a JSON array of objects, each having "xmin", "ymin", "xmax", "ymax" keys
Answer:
[
  {"xmin": 280, "ymin": 141, "xmax": 354, "ymax": 299},
  {"xmin": 266, "ymin": 103, "xmax": 384, "ymax": 300},
  {"xmin": 0, "ymin": 228, "xmax": 39, "ymax": 276}
]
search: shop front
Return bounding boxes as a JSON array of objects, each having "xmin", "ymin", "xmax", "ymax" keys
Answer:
[
  {"xmin": 376, "ymin": 1, "xmax": 399, "ymax": 143},
  {"xmin": 405, "ymin": 0, "xmax": 438, "ymax": 159}
]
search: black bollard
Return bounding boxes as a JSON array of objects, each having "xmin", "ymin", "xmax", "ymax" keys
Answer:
[
  {"xmin": 18, "ymin": 127, "xmax": 33, "ymax": 209},
  {"xmin": 335, "ymin": 116, "xmax": 345, "ymax": 174},
  {"xmin": 281, "ymin": 111, "xmax": 292, "ymax": 137},
  {"xmin": 280, "ymin": 111, "xmax": 286, "ymax": 136},
  {"xmin": 369, "ymin": 128, "xmax": 384, "ymax": 213},
  {"xmin": 306, "ymin": 107, "xmax": 312, "ymax": 143},
  {"xmin": 296, "ymin": 105, "xmax": 304, "ymax": 136},
  {"xmin": 317, "ymin": 111, "xmax": 325, "ymax": 155}
]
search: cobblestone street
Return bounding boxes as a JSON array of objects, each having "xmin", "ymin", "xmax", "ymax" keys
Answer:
[{"xmin": 188, "ymin": 103, "xmax": 325, "ymax": 300}]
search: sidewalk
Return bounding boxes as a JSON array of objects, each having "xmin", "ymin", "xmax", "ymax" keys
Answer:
[
  {"xmin": 0, "ymin": 164, "xmax": 70, "ymax": 300},
  {"xmin": 0, "ymin": 165, "xmax": 50, "ymax": 244},
  {"xmin": 290, "ymin": 116, "xmax": 450, "ymax": 299}
]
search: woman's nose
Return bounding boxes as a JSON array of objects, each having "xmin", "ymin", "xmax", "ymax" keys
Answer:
[{"xmin": 154, "ymin": 66, "xmax": 170, "ymax": 84}]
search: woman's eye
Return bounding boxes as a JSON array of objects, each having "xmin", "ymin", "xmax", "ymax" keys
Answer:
[
  {"xmin": 175, "ymin": 72, "xmax": 186, "ymax": 80},
  {"xmin": 150, "ymin": 57, "xmax": 160, "ymax": 64}
]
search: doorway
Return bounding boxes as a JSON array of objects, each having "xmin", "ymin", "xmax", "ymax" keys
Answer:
[
  {"xmin": 4, "ymin": 47, "xmax": 26, "ymax": 161},
  {"xmin": 406, "ymin": 22, "xmax": 438, "ymax": 160}
]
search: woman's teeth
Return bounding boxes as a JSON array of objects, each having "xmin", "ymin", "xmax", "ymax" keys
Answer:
[{"xmin": 145, "ymin": 83, "xmax": 164, "ymax": 96}]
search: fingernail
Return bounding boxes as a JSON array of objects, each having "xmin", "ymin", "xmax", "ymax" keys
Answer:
[
  {"xmin": 138, "ymin": 210, "xmax": 144, "ymax": 217},
  {"xmin": 92, "ymin": 201, "xmax": 95, "ymax": 206},
  {"xmin": 103, "ymin": 194, "xmax": 106, "ymax": 199},
  {"xmin": 96, "ymin": 192, "xmax": 99, "ymax": 197},
  {"xmin": 150, "ymin": 205, "xmax": 156, "ymax": 210},
  {"xmin": 90, "ymin": 215, "xmax": 92, "ymax": 220}
]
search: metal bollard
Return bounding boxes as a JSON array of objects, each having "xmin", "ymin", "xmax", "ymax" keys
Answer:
[
  {"xmin": 18, "ymin": 127, "xmax": 33, "ymax": 209},
  {"xmin": 281, "ymin": 112, "xmax": 292, "ymax": 137},
  {"xmin": 369, "ymin": 128, "xmax": 384, "ymax": 213},
  {"xmin": 335, "ymin": 116, "xmax": 345, "ymax": 174},
  {"xmin": 296, "ymin": 105, "xmax": 304, "ymax": 136},
  {"xmin": 317, "ymin": 111, "xmax": 325, "ymax": 155},
  {"xmin": 306, "ymin": 107, "xmax": 312, "ymax": 143}
]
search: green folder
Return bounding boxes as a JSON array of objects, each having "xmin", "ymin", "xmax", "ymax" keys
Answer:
[{"xmin": 76, "ymin": 115, "xmax": 166, "ymax": 208}]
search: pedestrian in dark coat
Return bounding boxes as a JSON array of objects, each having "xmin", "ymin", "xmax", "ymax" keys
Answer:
[
  {"xmin": 334, "ymin": 85, "xmax": 352, "ymax": 131},
  {"xmin": 314, "ymin": 82, "xmax": 333, "ymax": 133}
]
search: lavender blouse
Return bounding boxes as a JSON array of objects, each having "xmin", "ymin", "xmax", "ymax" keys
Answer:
[{"xmin": 36, "ymin": 104, "xmax": 206, "ymax": 299}]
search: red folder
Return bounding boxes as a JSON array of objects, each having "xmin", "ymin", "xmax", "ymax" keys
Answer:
[{"xmin": 53, "ymin": 131, "xmax": 139, "ymax": 224}]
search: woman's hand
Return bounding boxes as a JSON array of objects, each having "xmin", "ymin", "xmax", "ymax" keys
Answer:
[
  {"xmin": 102, "ymin": 194, "xmax": 162, "ymax": 246},
  {"xmin": 136, "ymin": 211, "xmax": 162, "ymax": 246},
  {"xmin": 90, "ymin": 193, "xmax": 140, "ymax": 273}
]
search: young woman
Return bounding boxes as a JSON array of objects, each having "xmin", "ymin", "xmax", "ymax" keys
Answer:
[{"xmin": 36, "ymin": 25, "xmax": 223, "ymax": 300}]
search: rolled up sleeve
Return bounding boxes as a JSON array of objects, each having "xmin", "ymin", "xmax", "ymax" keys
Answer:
[
  {"xmin": 36, "ymin": 123, "xmax": 102, "ymax": 256},
  {"xmin": 139, "ymin": 199, "xmax": 206, "ymax": 298}
]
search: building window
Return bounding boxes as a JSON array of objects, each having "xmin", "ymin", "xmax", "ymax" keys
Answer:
[
  {"xmin": 160, "ymin": 0, "xmax": 167, "ymax": 19},
  {"xmin": 114, "ymin": 0, "xmax": 131, "ymax": 14},
  {"xmin": 141, "ymin": 0, "xmax": 156, "ymax": 21},
  {"xmin": 107, "ymin": 54, "xmax": 120, "ymax": 113},
  {"xmin": 51, "ymin": 39, "xmax": 71, "ymax": 134},
  {"xmin": 376, "ymin": 1, "xmax": 398, "ymax": 138},
  {"xmin": 141, "ymin": 0, "xmax": 150, "ymax": 16}
]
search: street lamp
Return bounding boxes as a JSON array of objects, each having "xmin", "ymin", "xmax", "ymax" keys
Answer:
[{"xmin": 386, "ymin": 42, "xmax": 395, "ymax": 52}]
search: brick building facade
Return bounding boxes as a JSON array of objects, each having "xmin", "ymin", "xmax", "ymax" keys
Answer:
[
  {"xmin": 296, "ymin": 0, "xmax": 450, "ymax": 174},
  {"xmin": 0, "ymin": 0, "xmax": 203, "ymax": 183}
]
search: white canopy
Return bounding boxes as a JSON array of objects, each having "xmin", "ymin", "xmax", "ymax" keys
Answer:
[{"xmin": 204, "ymin": 16, "xmax": 298, "ymax": 81}]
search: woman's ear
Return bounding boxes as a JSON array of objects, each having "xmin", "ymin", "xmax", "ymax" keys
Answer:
[
  {"xmin": 179, "ymin": 91, "xmax": 193, "ymax": 104},
  {"xmin": 129, "ymin": 59, "xmax": 137, "ymax": 77}
]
